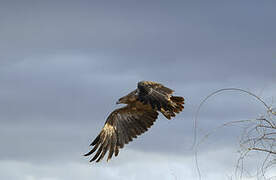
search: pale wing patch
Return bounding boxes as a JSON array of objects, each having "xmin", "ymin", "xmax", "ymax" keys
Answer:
[{"xmin": 85, "ymin": 106, "xmax": 159, "ymax": 162}]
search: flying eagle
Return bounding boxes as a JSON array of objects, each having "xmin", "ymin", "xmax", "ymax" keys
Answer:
[{"xmin": 84, "ymin": 81, "xmax": 184, "ymax": 162}]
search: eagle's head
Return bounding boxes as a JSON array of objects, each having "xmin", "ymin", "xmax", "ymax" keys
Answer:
[{"xmin": 116, "ymin": 89, "xmax": 138, "ymax": 104}]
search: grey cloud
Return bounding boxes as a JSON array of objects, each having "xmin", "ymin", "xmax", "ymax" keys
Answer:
[{"xmin": 0, "ymin": 147, "xmax": 266, "ymax": 180}]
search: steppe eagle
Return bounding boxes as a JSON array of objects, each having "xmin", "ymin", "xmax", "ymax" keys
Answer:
[{"xmin": 84, "ymin": 81, "xmax": 184, "ymax": 162}]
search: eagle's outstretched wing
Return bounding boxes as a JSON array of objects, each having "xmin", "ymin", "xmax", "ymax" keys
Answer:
[
  {"xmin": 137, "ymin": 81, "xmax": 182, "ymax": 111},
  {"xmin": 84, "ymin": 105, "xmax": 158, "ymax": 162}
]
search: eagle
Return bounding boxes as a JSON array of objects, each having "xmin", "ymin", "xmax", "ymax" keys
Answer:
[{"xmin": 84, "ymin": 81, "xmax": 184, "ymax": 162}]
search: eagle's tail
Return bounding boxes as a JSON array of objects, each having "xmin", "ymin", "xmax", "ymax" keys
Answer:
[
  {"xmin": 171, "ymin": 96, "xmax": 184, "ymax": 113},
  {"xmin": 161, "ymin": 96, "xmax": 184, "ymax": 120}
]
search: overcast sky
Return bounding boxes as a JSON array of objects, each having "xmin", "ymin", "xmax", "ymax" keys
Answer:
[{"xmin": 0, "ymin": 0, "xmax": 276, "ymax": 180}]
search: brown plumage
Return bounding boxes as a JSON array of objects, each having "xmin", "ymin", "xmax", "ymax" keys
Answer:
[{"xmin": 84, "ymin": 81, "xmax": 184, "ymax": 162}]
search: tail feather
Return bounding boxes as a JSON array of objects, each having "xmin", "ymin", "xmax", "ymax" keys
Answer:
[
  {"xmin": 171, "ymin": 96, "xmax": 184, "ymax": 111},
  {"xmin": 161, "ymin": 96, "xmax": 184, "ymax": 119},
  {"xmin": 171, "ymin": 96, "xmax": 184, "ymax": 104}
]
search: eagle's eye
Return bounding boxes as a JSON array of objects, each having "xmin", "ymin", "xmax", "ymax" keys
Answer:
[{"xmin": 116, "ymin": 98, "xmax": 123, "ymax": 104}]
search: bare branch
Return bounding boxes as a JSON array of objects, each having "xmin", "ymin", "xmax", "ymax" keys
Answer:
[
  {"xmin": 248, "ymin": 148, "xmax": 276, "ymax": 155},
  {"xmin": 194, "ymin": 88, "xmax": 275, "ymax": 180}
]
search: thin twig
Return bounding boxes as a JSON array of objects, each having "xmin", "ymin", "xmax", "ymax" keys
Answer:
[
  {"xmin": 248, "ymin": 148, "xmax": 276, "ymax": 155},
  {"xmin": 194, "ymin": 88, "xmax": 275, "ymax": 180}
]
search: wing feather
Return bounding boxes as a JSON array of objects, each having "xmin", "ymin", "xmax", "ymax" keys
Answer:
[
  {"xmin": 137, "ymin": 81, "xmax": 174, "ymax": 111},
  {"xmin": 85, "ymin": 105, "xmax": 158, "ymax": 162},
  {"xmin": 107, "ymin": 133, "xmax": 116, "ymax": 161},
  {"xmin": 115, "ymin": 120, "xmax": 125, "ymax": 148},
  {"xmin": 115, "ymin": 146, "xmax": 119, "ymax": 156},
  {"xmin": 132, "ymin": 117, "xmax": 146, "ymax": 134},
  {"xmin": 96, "ymin": 137, "xmax": 110, "ymax": 162},
  {"xmin": 90, "ymin": 142, "xmax": 104, "ymax": 162},
  {"xmin": 137, "ymin": 81, "xmax": 184, "ymax": 119},
  {"xmin": 120, "ymin": 117, "xmax": 133, "ymax": 143},
  {"xmin": 90, "ymin": 134, "xmax": 100, "ymax": 146}
]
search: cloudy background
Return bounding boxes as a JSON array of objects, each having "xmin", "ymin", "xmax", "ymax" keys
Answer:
[{"xmin": 0, "ymin": 0, "xmax": 275, "ymax": 179}]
